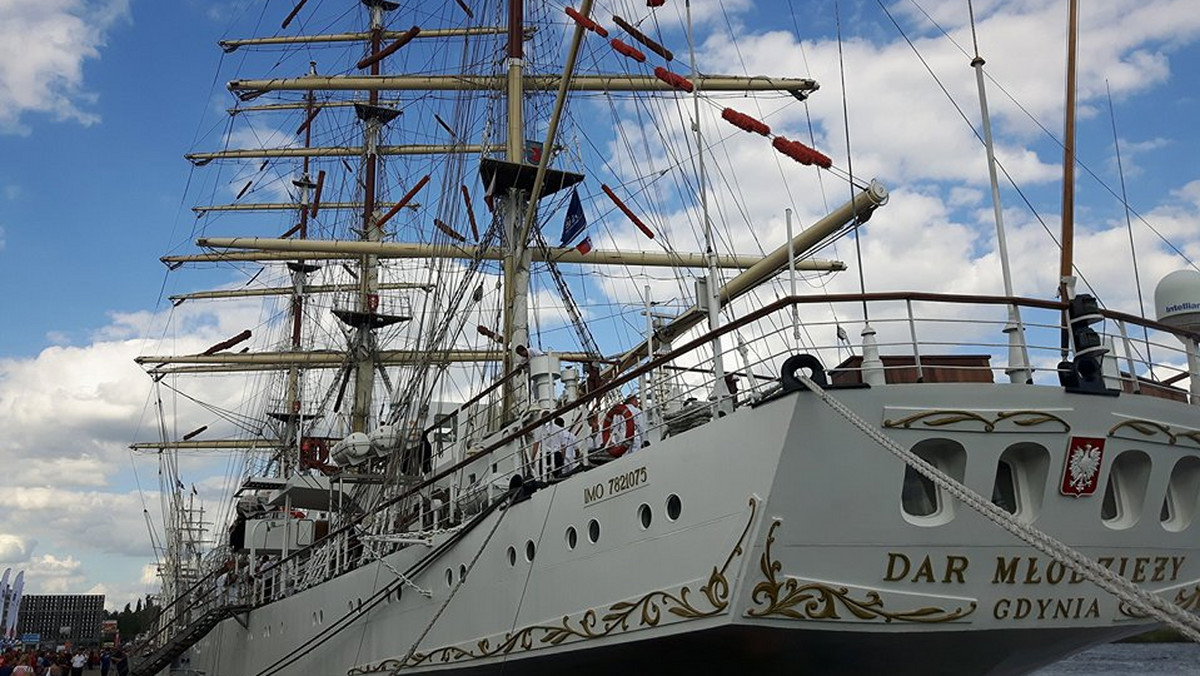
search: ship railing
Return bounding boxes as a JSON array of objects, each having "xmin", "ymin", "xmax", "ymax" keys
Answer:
[
  {"xmin": 634, "ymin": 292, "xmax": 1200, "ymax": 408},
  {"xmin": 431, "ymin": 293, "xmax": 1199, "ymax": 519}
]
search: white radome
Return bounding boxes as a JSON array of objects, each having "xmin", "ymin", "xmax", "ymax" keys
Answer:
[{"xmin": 1154, "ymin": 268, "xmax": 1200, "ymax": 333}]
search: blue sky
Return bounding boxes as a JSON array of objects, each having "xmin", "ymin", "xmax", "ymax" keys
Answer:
[{"xmin": 1, "ymin": 0, "xmax": 1199, "ymax": 609}]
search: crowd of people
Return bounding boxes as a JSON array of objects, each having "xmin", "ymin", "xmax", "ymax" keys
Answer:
[{"xmin": 0, "ymin": 648, "xmax": 127, "ymax": 676}]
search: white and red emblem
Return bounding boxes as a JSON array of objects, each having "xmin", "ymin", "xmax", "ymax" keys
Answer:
[
  {"xmin": 1060, "ymin": 436, "xmax": 1106, "ymax": 497},
  {"xmin": 367, "ymin": 293, "xmax": 380, "ymax": 312}
]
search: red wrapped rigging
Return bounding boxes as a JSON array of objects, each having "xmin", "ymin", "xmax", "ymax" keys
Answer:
[
  {"xmin": 610, "ymin": 39, "xmax": 646, "ymax": 63},
  {"xmin": 565, "ymin": 6, "xmax": 609, "ymax": 37},
  {"xmin": 461, "ymin": 185, "xmax": 479, "ymax": 240},
  {"xmin": 376, "ymin": 174, "xmax": 430, "ymax": 228},
  {"xmin": 654, "ymin": 66, "xmax": 693, "ymax": 93},
  {"xmin": 721, "ymin": 108, "xmax": 770, "ymax": 136},
  {"xmin": 310, "ymin": 169, "xmax": 325, "ymax": 218},
  {"xmin": 203, "ymin": 330, "xmax": 252, "ymax": 356},
  {"xmin": 434, "ymin": 218, "xmax": 466, "ymax": 243},
  {"xmin": 601, "ymin": 184, "xmax": 655, "ymax": 239},
  {"xmin": 356, "ymin": 26, "xmax": 421, "ymax": 70},
  {"xmin": 613, "ymin": 15, "xmax": 673, "ymax": 61},
  {"xmin": 772, "ymin": 136, "xmax": 832, "ymax": 169},
  {"xmin": 281, "ymin": 0, "xmax": 309, "ymax": 30}
]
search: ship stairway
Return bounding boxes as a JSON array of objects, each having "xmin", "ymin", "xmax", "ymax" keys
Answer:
[{"xmin": 130, "ymin": 603, "xmax": 253, "ymax": 676}]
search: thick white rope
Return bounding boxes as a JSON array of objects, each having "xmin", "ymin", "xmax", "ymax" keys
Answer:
[{"xmin": 796, "ymin": 373, "xmax": 1200, "ymax": 642}]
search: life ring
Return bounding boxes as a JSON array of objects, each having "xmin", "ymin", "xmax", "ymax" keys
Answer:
[
  {"xmin": 300, "ymin": 437, "xmax": 330, "ymax": 468},
  {"xmin": 602, "ymin": 404, "xmax": 637, "ymax": 457},
  {"xmin": 781, "ymin": 353, "xmax": 827, "ymax": 392}
]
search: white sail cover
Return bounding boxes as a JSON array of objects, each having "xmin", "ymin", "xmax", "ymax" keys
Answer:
[
  {"xmin": 5, "ymin": 570, "xmax": 22, "ymax": 639},
  {"xmin": 0, "ymin": 567, "xmax": 9, "ymax": 637}
]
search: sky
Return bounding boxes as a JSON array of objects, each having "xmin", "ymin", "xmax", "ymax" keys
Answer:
[{"xmin": 0, "ymin": 0, "xmax": 1199, "ymax": 611}]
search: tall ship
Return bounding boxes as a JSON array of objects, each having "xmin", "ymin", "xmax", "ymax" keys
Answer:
[{"xmin": 130, "ymin": 1, "xmax": 1200, "ymax": 674}]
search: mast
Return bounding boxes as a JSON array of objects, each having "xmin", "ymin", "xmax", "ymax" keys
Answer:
[
  {"xmin": 500, "ymin": 0, "xmax": 529, "ymax": 415},
  {"xmin": 967, "ymin": 3, "xmax": 1032, "ymax": 384},
  {"xmin": 349, "ymin": 1, "xmax": 393, "ymax": 433},
  {"xmin": 1059, "ymin": 0, "xmax": 1080, "ymax": 352},
  {"xmin": 279, "ymin": 62, "xmax": 320, "ymax": 475}
]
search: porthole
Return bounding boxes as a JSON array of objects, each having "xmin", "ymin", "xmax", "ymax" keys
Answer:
[
  {"xmin": 445, "ymin": 568, "xmax": 454, "ymax": 587},
  {"xmin": 507, "ymin": 545, "xmax": 517, "ymax": 566},
  {"xmin": 638, "ymin": 503, "xmax": 652, "ymax": 529},
  {"xmin": 312, "ymin": 612, "xmax": 318, "ymax": 626},
  {"xmin": 319, "ymin": 609, "xmax": 324, "ymax": 623},
  {"xmin": 459, "ymin": 563, "xmax": 468, "ymax": 580},
  {"xmin": 525, "ymin": 540, "xmax": 537, "ymax": 562},
  {"xmin": 900, "ymin": 439, "xmax": 966, "ymax": 526},
  {"xmin": 588, "ymin": 518, "xmax": 601, "ymax": 543},
  {"xmin": 566, "ymin": 526, "xmax": 578, "ymax": 550},
  {"xmin": 1102, "ymin": 451, "xmax": 1152, "ymax": 530},
  {"xmin": 991, "ymin": 443, "xmax": 1050, "ymax": 523},
  {"xmin": 1161, "ymin": 457, "xmax": 1200, "ymax": 532},
  {"xmin": 666, "ymin": 494, "xmax": 682, "ymax": 521}
]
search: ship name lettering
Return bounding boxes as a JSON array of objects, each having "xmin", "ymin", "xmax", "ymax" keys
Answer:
[
  {"xmin": 992, "ymin": 597, "xmax": 1101, "ymax": 621},
  {"xmin": 993, "ymin": 555, "xmax": 1185, "ymax": 584},
  {"xmin": 883, "ymin": 552, "xmax": 969, "ymax": 584}
]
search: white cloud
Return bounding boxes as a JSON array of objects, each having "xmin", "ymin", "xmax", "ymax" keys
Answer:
[
  {"xmin": 0, "ymin": 0, "xmax": 131, "ymax": 134},
  {"xmin": 22, "ymin": 553, "xmax": 86, "ymax": 593},
  {"xmin": 0, "ymin": 533, "xmax": 33, "ymax": 563}
]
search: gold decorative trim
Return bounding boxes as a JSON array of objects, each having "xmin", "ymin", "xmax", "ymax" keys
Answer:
[
  {"xmin": 746, "ymin": 521, "xmax": 976, "ymax": 623},
  {"xmin": 1106, "ymin": 419, "xmax": 1200, "ymax": 448},
  {"xmin": 349, "ymin": 497, "xmax": 760, "ymax": 674},
  {"xmin": 1108, "ymin": 419, "xmax": 1176, "ymax": 444},
  {"xmin": 883, "ymin": 409, "xmax": 1070, "ymax": 434},
  {"xmin": 1118, "ymin": 585, "xmax": 1200, "ymax": 619}
]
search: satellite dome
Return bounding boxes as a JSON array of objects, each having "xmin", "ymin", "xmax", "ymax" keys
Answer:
[{"xmin": 1155, "ymin": 269, "xmax": 1200, "ymax": 334}]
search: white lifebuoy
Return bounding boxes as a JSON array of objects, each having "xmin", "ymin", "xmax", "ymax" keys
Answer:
[{"xmin": 602, "ymin": 403, "xmax": 636, "ymax": 457}]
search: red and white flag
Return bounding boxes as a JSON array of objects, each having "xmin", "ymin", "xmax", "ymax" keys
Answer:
[{"xmin": 575, "ymin": 236, "xmax": 593, "ymax": 255}]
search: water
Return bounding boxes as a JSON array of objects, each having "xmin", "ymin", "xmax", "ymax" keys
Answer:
[{"xmin": 1033, "ymin": 643, "xmax": 1200, "ymax": 674}]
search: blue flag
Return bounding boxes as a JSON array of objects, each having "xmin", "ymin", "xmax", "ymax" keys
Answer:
[{"xmin": 559, "ymin": 189, "xmax": 587, "ymax": 247}]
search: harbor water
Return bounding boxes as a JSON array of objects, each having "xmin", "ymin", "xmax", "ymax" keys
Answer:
[{"xmin": 1033, "ymin": 642, "xmax": 1200, "ymax": 674}]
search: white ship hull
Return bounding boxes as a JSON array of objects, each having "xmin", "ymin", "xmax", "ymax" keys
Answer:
[{"xmin": 185, "ymin": 383, "xmax": 1197, "ymax": 675}]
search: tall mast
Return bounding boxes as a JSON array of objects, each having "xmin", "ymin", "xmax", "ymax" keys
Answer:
[
  {"xmin": 281, "ymin": 62, "xmax": 319, "ymax": 474},
  {"xmin": 501, "ymin": 0, "xmax": 530, "ymax": 415},
  {"xmin": 350, "ymin": 1, "xmax": 391, "ymax": 433},
  {"xmin": 1058, "ymin": 0, "xmax": 1080, "ymax": 352}
]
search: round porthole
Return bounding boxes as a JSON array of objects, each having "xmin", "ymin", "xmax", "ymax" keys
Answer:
[
  {"xmin": 446, "ymin": 568, "xmax": 454, "ymax": 587},
  {"xmin": 460, "ymin": 563, "xmax": 468, "ymax": 580},
  {"xmin": 588, "ymin": 518, "xmax": 601, "ymax": 543},
  {"xmin": 566, "ymin": 526, "xmax": 578, "ymax": 550},
  {"xmin": 666, "ymin": 494, "xmax": 682, "ymax": 521},
  {"xmin": 507, "ymin": 546, "xmax": 517, "ymax": 566},
  {"xmin": 525, "ymin": 540, "xmax": 537, "ymax": 562},
  {"xmin": 638, "ymin": 503, "xmax": 652, "ymax": 529}
]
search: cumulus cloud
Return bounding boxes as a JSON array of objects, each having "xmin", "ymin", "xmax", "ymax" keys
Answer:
[{"xmin": 0, "ymin": 0, "xmax": 131, "ymax": 134}]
